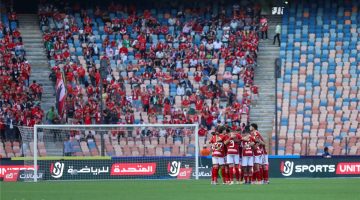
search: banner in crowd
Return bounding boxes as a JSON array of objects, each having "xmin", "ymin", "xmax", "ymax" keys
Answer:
[
  {"xmin": 55, "ymin": 72, "xmax": 66, "ymax": 115},
  {"xmin": 1, "ymin": 156, "xmax": 359, "ymax": 181}
]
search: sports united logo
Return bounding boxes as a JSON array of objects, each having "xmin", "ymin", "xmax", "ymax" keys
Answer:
[
  {"xmin": 50, "ymin": 162, "xmax": 64, "ymax": 178},
  {"xmin": 280, "ymin": 161, "xmax": 294, "ymax": 176},
  {"xmin": 168, "ymin": 161, "xmax": 181, "ymax": 177}
]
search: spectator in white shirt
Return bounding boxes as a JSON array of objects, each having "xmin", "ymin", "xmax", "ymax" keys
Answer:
[
  {"xmin": 223, "ymin": 24, "xmax": 230, "ymax": 32},
  {"xmin": 93, "ymin": 44, "xmax": 99, "ymax": 56},
  {"xmin": 159, "ymin": 129, "xmax": 167, "ymax": 137},
  {"xmin": 177, "ymin": 85, "xmax": 185, "ymax": 96},
  {"xmin": 189, "ymin": 58, "xmax": 198, "ymax": 67},
  {"xmin": 182, "ymin": 23, "xmax": 192, "ymax": 34},
  {"xmin": 120, "ymin": 53, "xmax": 128, "ymax": 62},
  {"xmin": 232, "ymin": 62, "xmax": 242, "ymax": 75},
  {"xmin": 230, "ymin": 19, "xmax": 238, "ymax": 31},
  {"xmin": 205, "ymin": 42, "xmax": 214, "ymax": 52},
  {"xmin": 156, "ymin": 51, "xmax": 165, "ymax": 59},
  {"xmin": 106, "ymin": 47, "xmax": 114, "ymax": 58},
  {"xmin": 168, "ymin": 17, "xmax": 176, "ymax": 26},
  {"xmin": 213, "ymin": 39, "xmax": 222, "ymax": 51},
  {"xmin": 88, "ymin": 34, "xmax": 95, "ymax": 43},
  {"xmin": 222, "ymin": 33, "xmax": 229, "ymax": 44},
  {"xmin": 240, "ymin": 57, "xmax": 247, "ymax": 67},
  {"xmin": 176, "ymin": 59, "xmax": 182, "ymax": 69}
]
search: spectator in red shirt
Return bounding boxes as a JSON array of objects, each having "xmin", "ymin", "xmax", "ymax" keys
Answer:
[
  {"xmin": 198, "ymin": 125, "xmax": 207, "ymax": 137},
  {"xmin": 181, "ymin": 96, "xmax": 190, "ymax": 108},
  {"xmin": 250, "ymin": 85, "xmax": 259, "ymax": 106}
]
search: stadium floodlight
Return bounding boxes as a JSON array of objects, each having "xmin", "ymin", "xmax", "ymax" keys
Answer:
[{"xmin": 18, "ymin": 124, "xmax": 200, "ymax": 182}]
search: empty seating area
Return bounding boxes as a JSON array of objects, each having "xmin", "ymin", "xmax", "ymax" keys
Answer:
[
  {"xmin": 33, "ymin": 128, "xmax": 211, "ymax": 157},
  {"xmin": 273, "ymin": 0, "xmax": 360, "ymax": 155},
  {"xmin": 2, "ymin": 124, "xmax": 210, "ymax": 158},
  {"xmin": 0, "ymin": 141, "xmax": 21, "ymax": 158},
  {"xmin": 82, "ymin": 131, "xmax": 202, "ymax": 157}
]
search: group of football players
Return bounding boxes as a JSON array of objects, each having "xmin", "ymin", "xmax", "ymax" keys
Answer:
[{"xmin": 209, "ymin": 123, "xmax": 269, "ymax": 185}]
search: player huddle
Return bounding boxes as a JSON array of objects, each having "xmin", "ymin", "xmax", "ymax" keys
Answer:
[{"xmin": 209, "ymin": 123, "xmax": 269, "ymax": 185}]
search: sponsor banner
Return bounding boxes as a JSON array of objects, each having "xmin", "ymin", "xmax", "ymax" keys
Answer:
[
  {"xmin": 270, "ymin": 157, "xmax": 360, "ymax": 178},
  {"xmin": 192, "ymin": 166, "xmax": 212, "ymax": 178},
  {"xmin": 177, "ymin": 168, "xmax": 192, "ymax": 179},
  {"xmin": 111, "ymin": 163, "xmax": 156, "ymax": 176},
  {"xmin": 336, "ymin": 162, "xmax": 360, "ymax": 175},
  {"xmin": 0, "ymin": 165, "xmax": 35, "ymax": 178},
  {"xmin": 50, "ymin": 162, "xmax": 65, "ymax": 179},
  {"xmin": 3, "ymin": 170, "xmax": 19, "ymax": 182},
  {"xmin": 48, "ymin": 161, "xmax": 110, "ymax": 180},
  {"xmin": 2, "ymin": 156, "xmax": 360, "ymax": 181},
  {"xmin": 43, "ymin": 157, "xmax": 196, "ymax": 180},
  {"xmin": 18, "ymin": 170, "xmax": 44, "ymax": 182}
]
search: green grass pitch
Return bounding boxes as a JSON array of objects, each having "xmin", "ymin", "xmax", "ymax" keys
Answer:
[{"xmin": 1, "ymin": 178, "xmax": 359, "ymax": 200}]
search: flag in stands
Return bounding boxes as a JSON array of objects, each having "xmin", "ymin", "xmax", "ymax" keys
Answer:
[{"xmin": 55, "ymin": 73, "xmax": 66, "ymax": 115}]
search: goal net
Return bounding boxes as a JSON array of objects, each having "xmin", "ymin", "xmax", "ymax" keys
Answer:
[{"xmin": 18, "ymin": 124, "xmax": 202, "ymax": 182}]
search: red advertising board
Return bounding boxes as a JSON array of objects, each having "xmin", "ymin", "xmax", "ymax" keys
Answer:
[
  {"xmin": 111, "ymin": 163, "xmax": 156, "ymax": 176},
  {"xmin": 0, "ymin": 165, "xmax": 35, "ymax": 178},
  {"xmin": 3, "ymin": 170, "xmax": 19, "ymax": 182},
  {"xmin": 176, "ymin": 168, "xmax": 192, "ymax": 180},
  {"xmin": 336, "ymin": 162, "xmax": 360, "ymax": 175}
]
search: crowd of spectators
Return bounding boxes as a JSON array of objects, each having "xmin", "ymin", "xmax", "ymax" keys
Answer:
[
  {"xmin": 38, "ymin": 1, "xmax": 261, "ymax": 140},
  {"xmin": 0, "ymin": 10, "xmax": 44, "ymax": 142}
]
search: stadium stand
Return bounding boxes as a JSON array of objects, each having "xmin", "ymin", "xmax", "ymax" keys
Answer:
[
  {"xmin": 0, "ymin": 6, "xmax": 44, "ymax": 157},
  {"xmin": 273, "ymin": 0, "xmax": 360, "ymax": 156},
  {"xmin": 31, "ymin": 1, "xmax": 262, "ymax": 157},
  {"xmin": 4, "ymin": 0, "xmax": 357, "ymax": 158}
]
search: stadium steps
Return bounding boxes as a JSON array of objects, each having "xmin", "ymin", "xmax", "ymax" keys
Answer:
[
  {"xmin": 250, "ymin": 15, "xmax": 281, "ymax": 151},
  {"xmin": 18, "ymin": 14, "xmax": 56, "ymax": 113}
]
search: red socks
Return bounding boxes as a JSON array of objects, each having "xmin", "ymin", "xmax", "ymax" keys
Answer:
[
  {"xmin": 263, "ymin": 165, "xmax": 269, "ymax": 181},
  {"xmin": 248, "ymin": 169, "xmax": 253, "ymax": 183},
  {"xmin": 252, "ymin": 170, "xmax": 257, "ymax": 182},
  {"xmin": 228, "ymin": 167, "xmax": 239, "ymax": 182},
  {"xmin": 229, "ymin": 167, "xmax": 234, "ymax": 181},
  {"xmin": 252, "ymin": 166, "xmax": 256, "ymax": 182},
  {"xmin": 240, "ymin": 168, "xmax": 244, "ymax": 181},
  {"xmin": 257, "ymin": 170, "xmax": 262, "ymax": 181},
  {"xmin": 263, "ymin": 170, "xmax": 269, "ymax": 181},
  {"xmin": 259, "ymin": 167, "xmax": 264, "ymax": 181},
  {"xmin": 235, "ymin": 167, "xmax": 240, "ymax": 181},
  {"xmin": 212, "ymin": 167, "xmax": 218, "ymax": 182},
  {"xmin": 221, "ymin": 167, "xmax": 227, "ymax": 183}
]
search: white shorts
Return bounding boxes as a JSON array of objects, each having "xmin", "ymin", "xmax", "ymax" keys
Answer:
[
  {"xmin": 226, "ymin": 154, "xmax": 240, "ymax": 164},
  {"xmin": 212, "ymin": 157, "xmax": 225, "ymax": 165},
  {"xmin": 254, "ymin": 155, "xmax": 262, "ymax": 164},
  {"xmin": 262, "ymin": 154, "xmax": 269, "ymax": 165},
  {"xmin": 241, "ymin": 156, "xmax": 254, "ymax": 166}
]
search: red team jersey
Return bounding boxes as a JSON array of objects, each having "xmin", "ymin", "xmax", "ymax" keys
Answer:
[
  {"xmin": 241, "ymin": 136, "xmax": 255, "ymax": 157},
  {"xmin": 210, "ymin": 134, "xmax": 229, "ymax": 157},
  {"xmin": 253, "ymin": 145, "xmax": 263, "ymax": 156},
  {"xmin": 252, "ymin": 130, "xmax": 267, "ymax": 155},
  {"xmin": 226, "ymin": 133, "xmax": 242, "ymax": 155}
]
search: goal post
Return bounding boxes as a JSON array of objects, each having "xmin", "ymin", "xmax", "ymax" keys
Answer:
[{"xmin": 19, "ymin": 124, "xmax": 201, "ymax": 182}]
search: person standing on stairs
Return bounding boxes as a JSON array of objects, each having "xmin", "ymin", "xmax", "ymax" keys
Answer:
[
  {"xmin": 273, "ymin": 24, "xmax": 281, "ymax": 47},
  {"xmin": 260, "ymin": 16, "xmax": 268, "ymax": 40}
]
